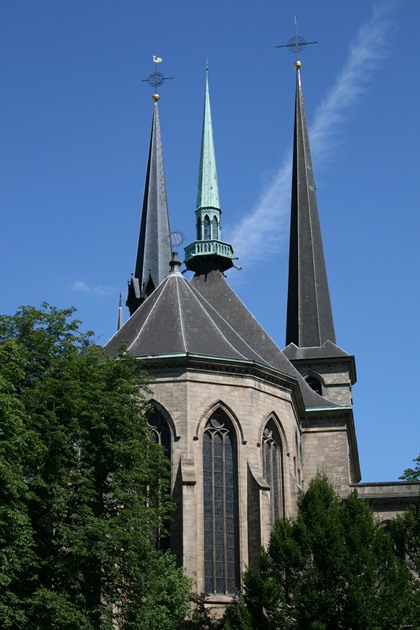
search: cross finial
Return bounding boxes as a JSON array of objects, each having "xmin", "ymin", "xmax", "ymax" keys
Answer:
[
  {"xmin": 140, "ymin": 56, "xmax": 173, "ymax": 100},
  {"xmin": 276, "ymin": 18, "xmax": 318, "ymax": 67}
]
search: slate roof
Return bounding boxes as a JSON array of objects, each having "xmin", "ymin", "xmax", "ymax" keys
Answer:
[
  {"xmin": 283, "ymin": 340, "xmax": 351, "ymax": 360},
  {"xmin": 126, "ymin": 99, "xmax": 171, "ymax": 315},
  {"xmin": 105, "ymin": 268, "xmax": 338, "ymax": 410},
  {"xmin": 286, "ymin": 67, "xmax": 336, "ymax": 348},
  {"xmin": 284, "ymin": 340, "xmax": 356, "ymax": 385}
]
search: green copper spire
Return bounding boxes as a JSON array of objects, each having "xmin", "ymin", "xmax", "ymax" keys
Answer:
[
  {"xmin": 196, "ymin": 64, "xmax": 220, "ymax": 211},
  {"xmin": 185, "ymin": 65, "xmax": 234, "ymax": 274}
]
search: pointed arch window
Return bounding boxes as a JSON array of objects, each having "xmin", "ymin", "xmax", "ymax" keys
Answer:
[
  {"xmin": 203, "ymin": 215, "xmax": 211, "ymax": 240},
  {"xmin": 197, "ymin": 217, "xmax": 202, "ymax": 241},
  {"xmin": 263, "ymin": 420, "xmax": 284, "ymax": 523},
  {"xmin": 203, "ymin": 411, "xmax": 239, "ymax": 594},
  {"xmin": 212, "ymin": 216, "xmax": 218, "ymax": 240},
  {"xmin": 147, "ymin": 408, "xmax": 171, "ymax": 550}
]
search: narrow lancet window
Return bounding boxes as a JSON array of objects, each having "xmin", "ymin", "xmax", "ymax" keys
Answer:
[
  {"xmin": 212, "ymin": 216, "xmax": 218, "ymax": 240},
  {"xmin": 263, "ymin": 420, "xmax": 284, "ymax": 523},
  {"xmin": 203, "ymin": 412, "xmax": 239, "ymax": 594},
  {"xmin": 203, "ymin": 215, "xmax": 211, "ymax": 240},
  {"xmin": 197, "ymin": 217, "xmax": 202, "ymax": 240}
]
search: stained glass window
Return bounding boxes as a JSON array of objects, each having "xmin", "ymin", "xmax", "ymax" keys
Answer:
[
  {"xmin": 203, "ymin": 412, "xmax": 239, "ymax": 594},
  {"xmin": 263, "ymin": 420, "xmax": 284, "ymax": 523}
]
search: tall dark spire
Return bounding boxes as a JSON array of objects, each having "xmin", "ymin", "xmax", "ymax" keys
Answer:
[
  {"xmin": 126, "ymin": 94, "xmax": 171, "ymax": 316},
  {"xmin": 286, "ymin": 63, "xmax": 336, "ymax": 347},
  {"xmin": 184, "ymin": 65, "xmax": 234, "ymax": 275}
]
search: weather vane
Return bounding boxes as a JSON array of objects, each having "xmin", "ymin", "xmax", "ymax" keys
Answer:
[
  {"xmin": 140, "ymin": 56, "xmax": 173, "ymax": 98},
  {"xmin": 276, "ymin": 17, "xmax": 318, "ymax": 64}
]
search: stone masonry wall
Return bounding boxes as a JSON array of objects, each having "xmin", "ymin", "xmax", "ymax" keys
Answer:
[{"xmin": 147, "ymin": 365, "xmax": 303, "ymax": 594}]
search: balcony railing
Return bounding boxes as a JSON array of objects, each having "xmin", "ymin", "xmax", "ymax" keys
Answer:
[{"xmin": 184, "ymin": 240, "xmax": 234, "ymax": 261}]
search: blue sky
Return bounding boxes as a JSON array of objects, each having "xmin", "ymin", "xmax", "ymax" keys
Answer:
[{"xmin": 1, "ymin": 0, "xmax": 419, "ymax": 482}]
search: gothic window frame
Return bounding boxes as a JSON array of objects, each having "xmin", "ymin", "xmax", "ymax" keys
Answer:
[
  {"xmin": 212, "ymin": 215, "xmax": 219, "ymax": 240},
  {"xmin": 203, "ymin": 409, "xmax": 240, "ymax": 595},
  {"xmin": 147, "ymin": 407, "xmax": 171, "ymax": 456},
  {"xmin": 146, "ymin": 404, "xmax": 173, "ymax": 551},
  {"xmin": 262, "ymin": 417, "xmax": 285, "ymax": 523}
]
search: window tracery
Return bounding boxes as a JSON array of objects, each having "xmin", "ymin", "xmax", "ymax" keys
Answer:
[
  {"xmin": 263, "ymin": 420, "xmax": 284, "ymax": 522},
  {"xmin": 203, "ymin": 412, "xmax": 239, "ymax": 594},
  {"xmin": 147, "ymin": 409, "xmax": 171, "ymax": 456}
]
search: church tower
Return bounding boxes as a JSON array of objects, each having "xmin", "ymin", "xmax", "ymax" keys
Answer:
[
  {"xmin": 283, "ymin": 60, "xmax": 356, "ymax": 408},
  {"xmin": 282, "ymin": 59, "xmax": 360, "ymax": 489}
]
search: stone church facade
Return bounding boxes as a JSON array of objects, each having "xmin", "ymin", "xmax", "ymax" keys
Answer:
[{"xmin": 105, "ymin": 62, "xmax": 418, "ymax": 600}]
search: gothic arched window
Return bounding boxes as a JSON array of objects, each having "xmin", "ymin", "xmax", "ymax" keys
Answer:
[
  {"xmin": 203, "ymin": 215, "xmax": 211, "ymax": 240},
  {"xmin": 203, "ymin": 412, "xmax": 239, "ymax": 594},
  {"xmin": 263, "ymin": 420, "xmax": 284, "ymax": 523},
  {"xmin": 212, "ymin": 216, "xmax": 218, "ymax": 240},
  {"xmin": 197, "ymin": 217, "xmax": 202, "ymax": 240}
]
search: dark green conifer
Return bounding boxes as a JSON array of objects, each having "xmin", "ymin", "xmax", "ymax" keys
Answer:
[{"xmin": 228, "ymin": 474, "xmax": 418, "ymax": 629}]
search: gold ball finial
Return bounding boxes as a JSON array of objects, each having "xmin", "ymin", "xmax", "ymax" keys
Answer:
[
  {"xmin": 152, "ymin": 93, "xmax": 160, "ymax": 102},
  {"xmin": 294, "ymin": 60, "xmax": 302, "ymax": 69}
]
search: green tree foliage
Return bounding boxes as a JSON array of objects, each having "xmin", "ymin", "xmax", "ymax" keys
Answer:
[
  {"xmin": 228, "ymin": 475, "xmax": 419, "ymax": 630},
  {"xmin": 391, "ymin": 500, "xmax": 420, "ymax": 581},
  {"xmin": 400, "ymin": 455, "xmax": 420, "ymax": 481},
  {"xmin": 0, "ymin": 304, "xmax": 191, "ymax": 629}
]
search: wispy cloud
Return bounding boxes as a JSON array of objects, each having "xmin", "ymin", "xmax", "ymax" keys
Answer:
[
  {"xmin": 72, "ymin": 280, "xmax": 116, "ymax": 296},
  {"xmin": 226, "ymin": 2, "xmax": 396, "ymax": 265}
]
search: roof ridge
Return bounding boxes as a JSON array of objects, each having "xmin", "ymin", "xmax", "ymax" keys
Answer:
[
  {"xmin": 175, "ymin": 276, "xmax": 188, "ymax": 352},
  {"xmin": 188, "ymin": 279, "xmax": 275, "ymax": 367},
  {"xmin": 194, "ymin": 275, "xmax": 290, "ymax": 363},
  {"xmin": 127, "ymin": 276, "xmax": 170, "ymax": 352},
  {"xmin": 180, "ymin": 277, "xmax": 250, "ymax": 361}
]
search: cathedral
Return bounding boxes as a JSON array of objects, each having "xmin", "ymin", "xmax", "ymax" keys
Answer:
[{"xmin": 104, "ymin": 59, "xmax": 418, "ymax": 602}]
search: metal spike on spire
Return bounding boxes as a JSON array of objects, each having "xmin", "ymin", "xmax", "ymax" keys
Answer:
[{"xmin": 117, "ymin": 292, "xmax": 123, "ymax": 331}]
